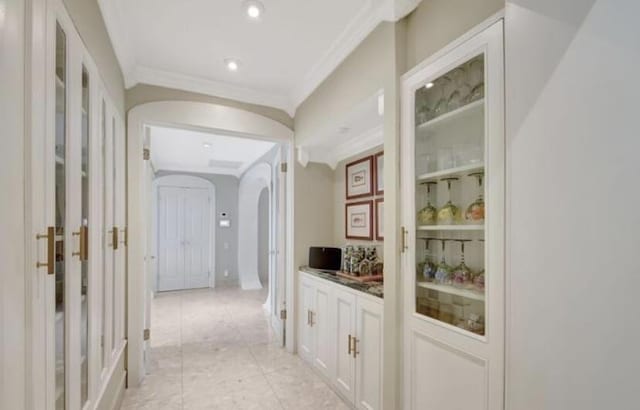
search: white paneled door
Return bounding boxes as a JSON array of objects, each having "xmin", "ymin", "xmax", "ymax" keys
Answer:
[{"xmin": 158, "ymin": 186, "xmax": 210, "ymax": 291}]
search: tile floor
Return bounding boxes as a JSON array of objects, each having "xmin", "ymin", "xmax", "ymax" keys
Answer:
[{"xmin": 120, "ymin": 286, "xmax": 350, "ymax": 410}]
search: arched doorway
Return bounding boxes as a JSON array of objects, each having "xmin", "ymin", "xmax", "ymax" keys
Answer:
[{"xmin": 127, "ymin": 101, "xmax": 294, "ymax": 386}]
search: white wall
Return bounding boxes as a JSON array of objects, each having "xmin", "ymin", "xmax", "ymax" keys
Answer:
[
  {"xmin": 505, "ymin": 1, "xmax": 640, "ymax": 408},
  {"xmin": 237, "ymin": 163, "xmax": 271, "ymax": 289},
  {"xmin": 0, "ymin": 0, "xmax": 26, "ymax": 408}
]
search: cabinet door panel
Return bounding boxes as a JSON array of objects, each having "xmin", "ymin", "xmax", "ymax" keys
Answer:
[
  {"xmin": 355, "ymin": 297, "xmax": 383, "ymax": 410},
  {"xmin": 334, "ymin": 288, "xmax": 356, "ymax": 404},
  {"xmin": 298, "ymin": 277, "xmax": 315, "ymax": 363},
  {"xmin": 313, "ymin": 282, "xmax": 333, "ymax": 379}
]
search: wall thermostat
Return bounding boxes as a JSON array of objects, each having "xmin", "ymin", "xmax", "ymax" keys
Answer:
[{"xmin": 220, "ymin": 212, "xmax": 228, "ymax": 217}]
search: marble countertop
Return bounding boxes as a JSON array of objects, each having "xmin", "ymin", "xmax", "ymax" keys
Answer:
[{"xmin": 299, "ymin": 266, "xmax": 383, "ymax": 299}]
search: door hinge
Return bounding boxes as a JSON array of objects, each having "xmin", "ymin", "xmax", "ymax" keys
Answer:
[
  {"xmin": 280, "ymin": 162, "xmax": 288, "ymax": 173},
  {"xmin": 143, "ymin": 148, "xmax": 150, "ymax": 160},
  {"xmin": 143, "ymin": 328, "xmax": 150, "ymax": 341},
  {"xmin": 280, "ymin": 309, "xmax": 287, "ymax": 320}
]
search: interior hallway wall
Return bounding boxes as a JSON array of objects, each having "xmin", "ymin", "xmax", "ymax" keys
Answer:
[
  {"xmin": 505, "ymin": 0, "xmax": 640, "ymax": 408},
  {"xmin": 258, "ymin": 187, "xmax": 270, "ymax": 286},
  {"xmin": 0, "ymin": 0, "xmax": 26, "ymax": 408},
  {"xmin": 155, "ymin": 170, "xmax": 239, "ymax": 286},
  {"xmin": 64, "ymin": 0, "xmax": 125, "ymax": 113}
]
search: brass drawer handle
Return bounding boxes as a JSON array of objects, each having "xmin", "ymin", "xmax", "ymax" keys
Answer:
[
  {"xmin": 348, "ymin": 335, "xmax": 353, "ymax": 355},
  {"xmin": 36, "ymin": 226, "xmax": 55, "ymax": 275},
  {"xmin": 401, "ymin": 226, "xmax": 408, "ymax": 252}
]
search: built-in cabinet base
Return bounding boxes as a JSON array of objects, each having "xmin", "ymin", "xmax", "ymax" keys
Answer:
[{"xmin": 298, "ymin": 271, "xmax": 383, "ymax": 409}]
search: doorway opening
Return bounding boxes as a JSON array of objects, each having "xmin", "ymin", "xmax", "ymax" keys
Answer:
[{"xmin": 127, "ymin": 101, "xmax": 295, "ymax": 387}]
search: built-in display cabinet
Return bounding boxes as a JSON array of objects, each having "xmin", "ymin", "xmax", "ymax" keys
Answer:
[
  {"xmin": 401, "ymin": 20, "xmax": 505, "ymax": 410},
  {"xmin": 29, "ymin": 1, "xmax": 127, "ymax": 408},
  {"xmin": 298, "ymin": 271, "xmax": 383, "ymax": 409}
]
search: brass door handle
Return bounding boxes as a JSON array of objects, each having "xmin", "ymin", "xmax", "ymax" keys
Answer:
[
  {"xmin": 72, "ymin": 229, "xmax": 81, "ymax": 257},
  {"xmin": 81, "ymin": 225, "xmax": 88, "ymax": 261},
  {"xmin": 352, "ymin": 337, "xmax": 359, "ymax": 359},
  {"xmin": 348, "ymin": 335, "xmax": 353, "ymax": 355},
  {"xmin": 36, "ymin": 226, "xmax": 55, "ymax": 275}
]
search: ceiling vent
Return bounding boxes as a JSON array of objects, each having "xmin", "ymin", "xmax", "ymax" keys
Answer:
[{"xmin": 208, "ymin": 159, "xmax": 243, "ymax": 169}]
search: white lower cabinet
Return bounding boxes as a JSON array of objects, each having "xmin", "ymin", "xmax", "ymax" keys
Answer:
[{"xmin": 298, "ymin": 272, "xmax": 383, "ymax": 409}]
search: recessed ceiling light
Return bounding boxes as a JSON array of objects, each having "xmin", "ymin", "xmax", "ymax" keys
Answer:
[
  {"xmin": 224, "ymin": 58, "xmax": 240, "ymax": 72},
  {"xmin": 425, "ymin": 82, "xmax": 434, "ymax": 89},
  {"xmin": 244, "ymin": 0, "xmax": 264, "ymax": 20},
  {"xmin": 203, "ymin": 142, "xmax": 212, "ymax": 149}
]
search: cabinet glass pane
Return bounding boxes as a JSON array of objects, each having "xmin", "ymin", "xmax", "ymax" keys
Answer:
[
  {"xmin": 54, "ymin": 21, "xmax": 66, "ymax": 410},
  {"xmin": 414, "ymin": 54, "xmax": 486, "ymax": 336},
  {"xmin": 80, "ymin": 66, "xmax": 90, "ymax": 406}
]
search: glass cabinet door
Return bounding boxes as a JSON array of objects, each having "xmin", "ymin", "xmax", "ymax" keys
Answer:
[
  {"xmin": 54, "ymin": 21, "xmax": 67, "ymax": 410},
  {"xmin": 412, "ymin": 54, "xmax": 487, "ymax": 336}
]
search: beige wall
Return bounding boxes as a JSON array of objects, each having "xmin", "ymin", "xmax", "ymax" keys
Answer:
[
  {"xmin": 333, "ymin": 146, "xmax": 384, "ymax": 250},
  {"xmin": 63, "ymin": 0, "xmax": 125, "ymax": 114},
  {"xmin": 126, "ymin": 84, "xmax": 294, "ymax": 129},
  {"xmin": 404, "ymin": 0, "xmax": 504, "ymax": 72},
  {"xmin": 293, "ymin": 160, "xmax": 335, "ymax": 271}
]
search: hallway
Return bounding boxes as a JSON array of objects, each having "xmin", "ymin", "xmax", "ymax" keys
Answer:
[{"xmin": 120, "ymin": 287, "xmax": 349, "ymax": 410}]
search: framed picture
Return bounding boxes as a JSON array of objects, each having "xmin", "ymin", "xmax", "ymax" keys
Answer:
[
  {"xmin": 374, "ymin": 151, "xmax": 384, "ymax": 195},
  {"xmin": 375, "ymin": 198, "xmax": 384, "ymax": 241},
  {"xmin": 345, "ymin": 200, "xmax": 373, "ymax": 240},
  {"xmin": 346, "ymin": 156, "xmax": 374, "ymax": 200}
]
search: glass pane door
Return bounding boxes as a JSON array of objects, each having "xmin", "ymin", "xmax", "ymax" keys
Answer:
[
  {"xmin": 54, "ymin": 21, "xmax": 67, "ymax": 410},
  {"xmin": 413, "ymin": 54, "xmax": 486, "ymax": 336},
  {"xmin": 80, "ymin": 65, "xmax": 90, "ymax": 406}
]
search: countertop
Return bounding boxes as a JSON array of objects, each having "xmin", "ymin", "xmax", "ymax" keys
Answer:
[{"xmin": 299, "ymin": 266, "xmax": 383, "ymax": 299}]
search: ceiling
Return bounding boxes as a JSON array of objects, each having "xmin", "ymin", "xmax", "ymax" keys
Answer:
[
  {"xmin": 98, "ymin": 0, "xmax": 420, "ymax": 115},
  {"xmin": 149, "ymin": 126, "xmax": 276, "ymax": 177}
]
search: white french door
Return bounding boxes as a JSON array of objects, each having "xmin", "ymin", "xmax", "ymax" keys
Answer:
[
  {"xmin": 157, "ymin": 186, "xmax": 211, "ymax": 291},
  {"xmin": 28, "ymin": 1, "xmax": 127, "ymax": 409}
]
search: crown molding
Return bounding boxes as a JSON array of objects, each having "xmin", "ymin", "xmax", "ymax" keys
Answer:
[
  {"xmin": 302, "ymin": 124, "xmax": 384, "ymax": 169},
  {"xmin": 99, "ymin": 0, "xmax": 419, "ymax": 116},
  {"xmin": 133, "ymin": 66, "xmax": 295, "ymax": 116},
  {"xmin": 289, "ymin": 0, "xmax": 385, "ymax": 111},
  {"xmin": 97, "ymin": 0, "xmax": 137, "ymax": 86}
]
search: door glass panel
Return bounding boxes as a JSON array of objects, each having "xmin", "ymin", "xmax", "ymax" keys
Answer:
[
  {"xmin": 111, "ymin": 116, "xmax": 117, "ymax": 352},
  {"xmin": 414, "ymin": 54, "xmax": 486, "ymax": 336},
  {"xmin": 80, "ymin": 66, "xmax": 90, "ymax": 406},
  {"xmin": 54, "ymin": 22, "xmax": 66, "ymax": 410},
  {"xmin": 101, "ymin": 99, "xmax": 107, "ymax": 369}
]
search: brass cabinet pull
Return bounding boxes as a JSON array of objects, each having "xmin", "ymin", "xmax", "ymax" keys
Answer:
[
  {"xmin": 348, "ymin": 335, "xmax": 353, "ymax": 355},
  {"xmin": 80, "ymin": 225, "xmax": 88, "ymax": 261},
  {"xmin": 352, "ymin": 337, "xmax": 359, "ymax": 358},
  {"xmin": 112, "ymin": 227, "xmax": 119, "ymax": 250},
  {"xmin": 401, "ymin": 226, "xmax": 408, "ymax": 253},
  {"xmin": 36, "ymin": 226, "xmax": 55, "ymax": 275}
]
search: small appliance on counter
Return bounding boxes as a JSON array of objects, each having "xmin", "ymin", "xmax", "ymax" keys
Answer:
[{"xmin": 308, "ymin": 247, "xmax": 342, "ymax": 272}]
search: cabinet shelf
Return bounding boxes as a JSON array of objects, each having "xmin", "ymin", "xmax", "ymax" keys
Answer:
[
  {"xmin": 417, "ymin": 224, "xmax": 484, "ymax": 231},
  {"xmin": 417, "ymin": 162, "xmax": 484, "ymax": 182},
  {"xmin": 417, "ymin": 99, "xmax": 484, "ymax": 134},
  {"xmin": 417, "ymin": 281, "xmax": 485, "ymax": 301}
]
